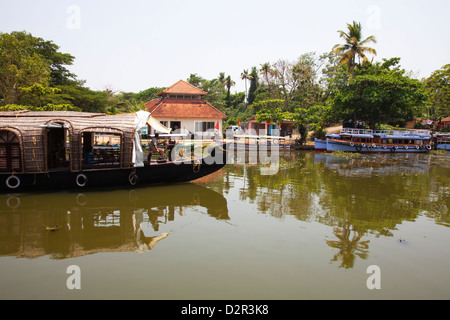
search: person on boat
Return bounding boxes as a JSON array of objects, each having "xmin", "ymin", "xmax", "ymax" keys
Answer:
[
  {"xmin": 83, "ymin": 146, "xmax": 95, "ymax": 165},
  {"xmin": 149, "ymin": 132, "xmax": 165, "ymax": 160}
]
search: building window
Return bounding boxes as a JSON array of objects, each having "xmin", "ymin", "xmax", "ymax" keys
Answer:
[{"xmin": 195, "ymin": 121, "xmax": 215, "ymax": 132}]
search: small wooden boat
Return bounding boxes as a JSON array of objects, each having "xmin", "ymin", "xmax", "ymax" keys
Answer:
[{"xmin": 0, "ymin": 110, "xmax": 227, "ymax": 192}]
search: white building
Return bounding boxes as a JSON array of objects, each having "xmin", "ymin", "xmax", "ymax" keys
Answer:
[{"xmin": 144, "ymin": 80, "xmax": 227, "ymax": 138}]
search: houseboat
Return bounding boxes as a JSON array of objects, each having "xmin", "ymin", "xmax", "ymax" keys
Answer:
[
  {"xmin": 0, "ymin": 110, "xmax": 227, "ymax": 193},
  {"xmin": 315, "ymin": 128, "xmax": 432, "ymax": 153}
]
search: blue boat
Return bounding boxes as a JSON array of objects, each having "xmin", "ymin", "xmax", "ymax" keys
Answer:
[
  {"xmin": 314, "ymin": 138, "xmax": 328, "ymax": 151},
  {"xmin": 435, "ymin": 133, "xmax": 450, "ymax": 150},
  {"xmin": 315, "ymin": 128, "xmax": 432, "ymax": 153},
  {"xmin": 314, "ymin": 134, "xmax": 340, "ymax": 151}
]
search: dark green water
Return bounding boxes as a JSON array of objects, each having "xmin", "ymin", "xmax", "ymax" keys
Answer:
[{"xmin": 0, "ymin": 151, "xmax": 449, "ymax": 299}]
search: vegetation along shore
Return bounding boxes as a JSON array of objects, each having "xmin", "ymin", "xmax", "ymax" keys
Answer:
[{"xmin": 1, "ymin": 21, "xmax": 448, "ymax": 143}]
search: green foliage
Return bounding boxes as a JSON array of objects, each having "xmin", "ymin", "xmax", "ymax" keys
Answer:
[
  {"xmin": 332, "ymin": 21, "xmax": 377, "ymax": 78},
  {"xmin": 124, "ymin": 87, "xmax": 163, "ymax": 103},
  {"xmin": 0, "ymin": 104, "xmax": 30, "ymax": 111},
  {"xmin": 247, "ymin": 66, "xmax": 259, "ymax": 105},
  {"xmin": 424, "ymin": 64, "xmax": 450, "ymax": 119},
  {"xmin": 187, "ymin": 73, "xmax": 227, "ymax": 111},
  {"xmin": 252, "ymin": 99, "xmax": 285, "ymax": 114},
  {"xmin": 289, "ymin": 104, "xmax": 332, "ymax": 143},
  {"xmin": 19, "ymin": 83, "xmax": 61, "ymax": 107},
  {"xmin": 53, "ymin": 85, "xmax": 110, "ymax": 113},
  {"xmin": 0, "ymin": 27, "xmax": 445, "ymax": 135},
  {"xmin": 255, "ymin": 107, "xmax": 292, "ymax": 126},
  {"xmin": 7, "ymin": 31, "xmax": 76, "ymax": 86},
  {"xmin": 330, "ymin": 58, "xmax": 428, "ymax": 129},
  {"xmin": 0, "ymin": 103, "xmax": 80, "ymax": 112},
  {"xmin": 0, "ymin": 31, "xmax": 51, "ymax": 105}
]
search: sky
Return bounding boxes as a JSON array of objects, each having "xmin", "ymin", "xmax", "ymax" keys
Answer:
[{"xmin": 1, "ymin": 0, "xmax": 449, "ymax": 94}]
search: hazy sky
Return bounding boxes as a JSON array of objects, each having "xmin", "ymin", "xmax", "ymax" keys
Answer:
[{"xmin": 1, "ymin": 0, "xmax": 449, "ymax": 93}]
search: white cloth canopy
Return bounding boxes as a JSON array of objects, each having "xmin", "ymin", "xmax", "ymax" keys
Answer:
[
  {"xmin": 146, "ymin": 114, "xmax": 171, "ymax": 134},
  {"xmin": 132, "ymin": 111, "xmax": 149, "ymax": 167},
  {"xmin": 132, "ymin": 111, "xmax": 172, "ymax": 167}
]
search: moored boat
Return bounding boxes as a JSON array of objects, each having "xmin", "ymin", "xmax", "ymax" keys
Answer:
[
  {"xmin": 0, "ymin": 110, "xmax": 227, "ymax": 192},
  {"xmin": 315, "ymin": 128, "xmax": 432, "ymax": 153},
  {"xmin": 231, "ymin": 134, "xmax": 291, "ymax": 151},
  {"xmin": 314, "ymin": 138, "xmax": 327, "ymax": 152},
  {"xmin": 434, "ymin": 133, "xmax": 450, "ymax": 150},
  {"xmin": 315, "ymin": 133, "xmax": 340, "ymax": 152}
]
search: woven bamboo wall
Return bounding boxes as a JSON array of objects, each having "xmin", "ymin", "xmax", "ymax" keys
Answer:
[{"xmin": 0, "ymin": 111, "xmax": 137, "ymax": 173}]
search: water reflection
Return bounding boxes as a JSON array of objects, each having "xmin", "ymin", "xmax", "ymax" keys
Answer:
[
  {"xmin": 208, "ymin": 151, "xmax": 450, "ymax": 268},
  {"xmin": 0, "ymin": 184, "xmax": 228, "ymax": 259}
]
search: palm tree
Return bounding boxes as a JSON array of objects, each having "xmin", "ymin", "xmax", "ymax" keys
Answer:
[
  {"xmin": 247, "ymin": 67, "xmax": 258, "ymax": 106},
  {"xmin": 222, "ymin": 75, "xmax": 235, "ymax": 108},
  {"xmin": 259, "ymin": 62, "xmax": 272, "ymax": 88},
  {"xmin": 218, "ymin": 72, "xmax": 226, "ymax": 85},
  {"xmin": 241, "ymin": 69, "xmax": 250, "ymax": 106},
  {"xmin": 332, "ymin": 21, "xmax": 377, "ymax": 78}
]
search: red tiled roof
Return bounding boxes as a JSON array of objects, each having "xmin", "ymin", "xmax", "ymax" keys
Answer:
[
  {"xmin": 145, "ymin": 98, "xmax": 227, "ymax": 119},
  {"xmin": 157, "ymin": 79, "xmax": 207, "ymax": 96},
  {"xmin": 442, "ymin": 116, "xmax": 450, "ymax": 122}
]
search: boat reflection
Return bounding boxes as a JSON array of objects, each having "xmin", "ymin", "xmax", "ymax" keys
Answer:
[{"xmin": 0, "ymin": 184, "xmax": 228, "ymax": 259}]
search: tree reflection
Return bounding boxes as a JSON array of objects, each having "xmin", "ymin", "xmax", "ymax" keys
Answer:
[
  {"xmin": 326, "ymin": 224, "xmax": 370, "ymax": 269},
  {"xmin": 209, "ymin": 150, "xmax": 450, "ymax": 269}
]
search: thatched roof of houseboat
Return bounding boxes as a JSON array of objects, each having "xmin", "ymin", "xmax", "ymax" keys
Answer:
[{"xmin": 0, "ymin": 110, "xmax": 137, "ymax": 130}]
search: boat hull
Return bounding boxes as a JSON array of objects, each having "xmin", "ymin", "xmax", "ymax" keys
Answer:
[
  {"xmin": 0, "ymin": 144, "xmax": 228, "ymax": 193},
  {"xmin": 314, "ymin": 138, "xmax": 327, "ymax": 151},
  {"xmin": 436, "ymin": 144, "xmax": 450, "ymax": 150}
]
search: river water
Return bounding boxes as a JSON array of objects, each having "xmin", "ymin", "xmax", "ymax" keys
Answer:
[{"xmin": 0, "ymin": 150, "xmax": 449, "ymax": 300}]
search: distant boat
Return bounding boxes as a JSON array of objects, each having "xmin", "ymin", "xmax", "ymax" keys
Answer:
[
  {"xmin": 0, "ymin": 110, "xmax": 227, "ymax": 192},
  {"xmin": 314, "ymin": 133, "xmax": 340, "ymax": 152},
  {"xmin": 434, "ymin": 133, "xmax": 450, "ymax": 150},
  {"xmin": 315, "ymin": 128, "xmax": 432, "ymax": 153},
  {"xmin": 230, "ymin": 134, "xmax": 291, "ymax": 151}
]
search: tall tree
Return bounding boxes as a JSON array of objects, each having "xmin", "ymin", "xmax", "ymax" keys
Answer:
[
  {"xmin": 330, "ymin": 58, "xmax": 428, "ymax": 129},
  {"xmin": 241, "ymin": 69, "xmax": 250, "ymax": 106},
  {"xmin": 332, "ymin": 21, "xmax": 377, "ymax": 78},
  {"xmin": 187, "ymin": 73, "xmax": 204, "ymax": 88},
  {"xmin": 19, "ymin": 83, "xmax": 61, "ymax": 108},
  {"xmin": 224, "ymin": 75, "xmax": 235, "ymax": 108},
  {"xmin": 424, "ymin": 64, "xmax": 450, "ymax": 119},
  {"xmin": 247, "ymin": 66, "xmax": 259, "ymax": 106},
  {"xmin": 0, "ymin": 32, "xmax": 50, "ymax": 105},
  {"xmin": 6, "ymin": 31, "xmax": 76, "ymax": 86},
  {"xmin": 259, "ymin": 62, "xmax": 272, "ymax": 89}
]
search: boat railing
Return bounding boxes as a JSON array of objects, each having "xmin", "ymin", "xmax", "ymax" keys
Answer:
[
  {"xmin": 340, "ymin": 128, "xmax": 373, "ymax": 135},
  {"xmin": 340, "ymin": 128, "xmax": 431, "ymax": 137}
]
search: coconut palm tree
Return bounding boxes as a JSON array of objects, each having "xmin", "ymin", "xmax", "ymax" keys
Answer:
[
  {"xmin": 259, "ymin": 62, "xmax": 272, "ymax": 88},
  {"xmin": 332, "ymin": 21, "xmax": 377, "ymax": 78},
  {"xmin": 241, "ymin": 69, "xmax": 250, "ymax": 106},
  {"xmin": 223, "ymin": 75, "xmax": 235, "ymax": 108}
]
